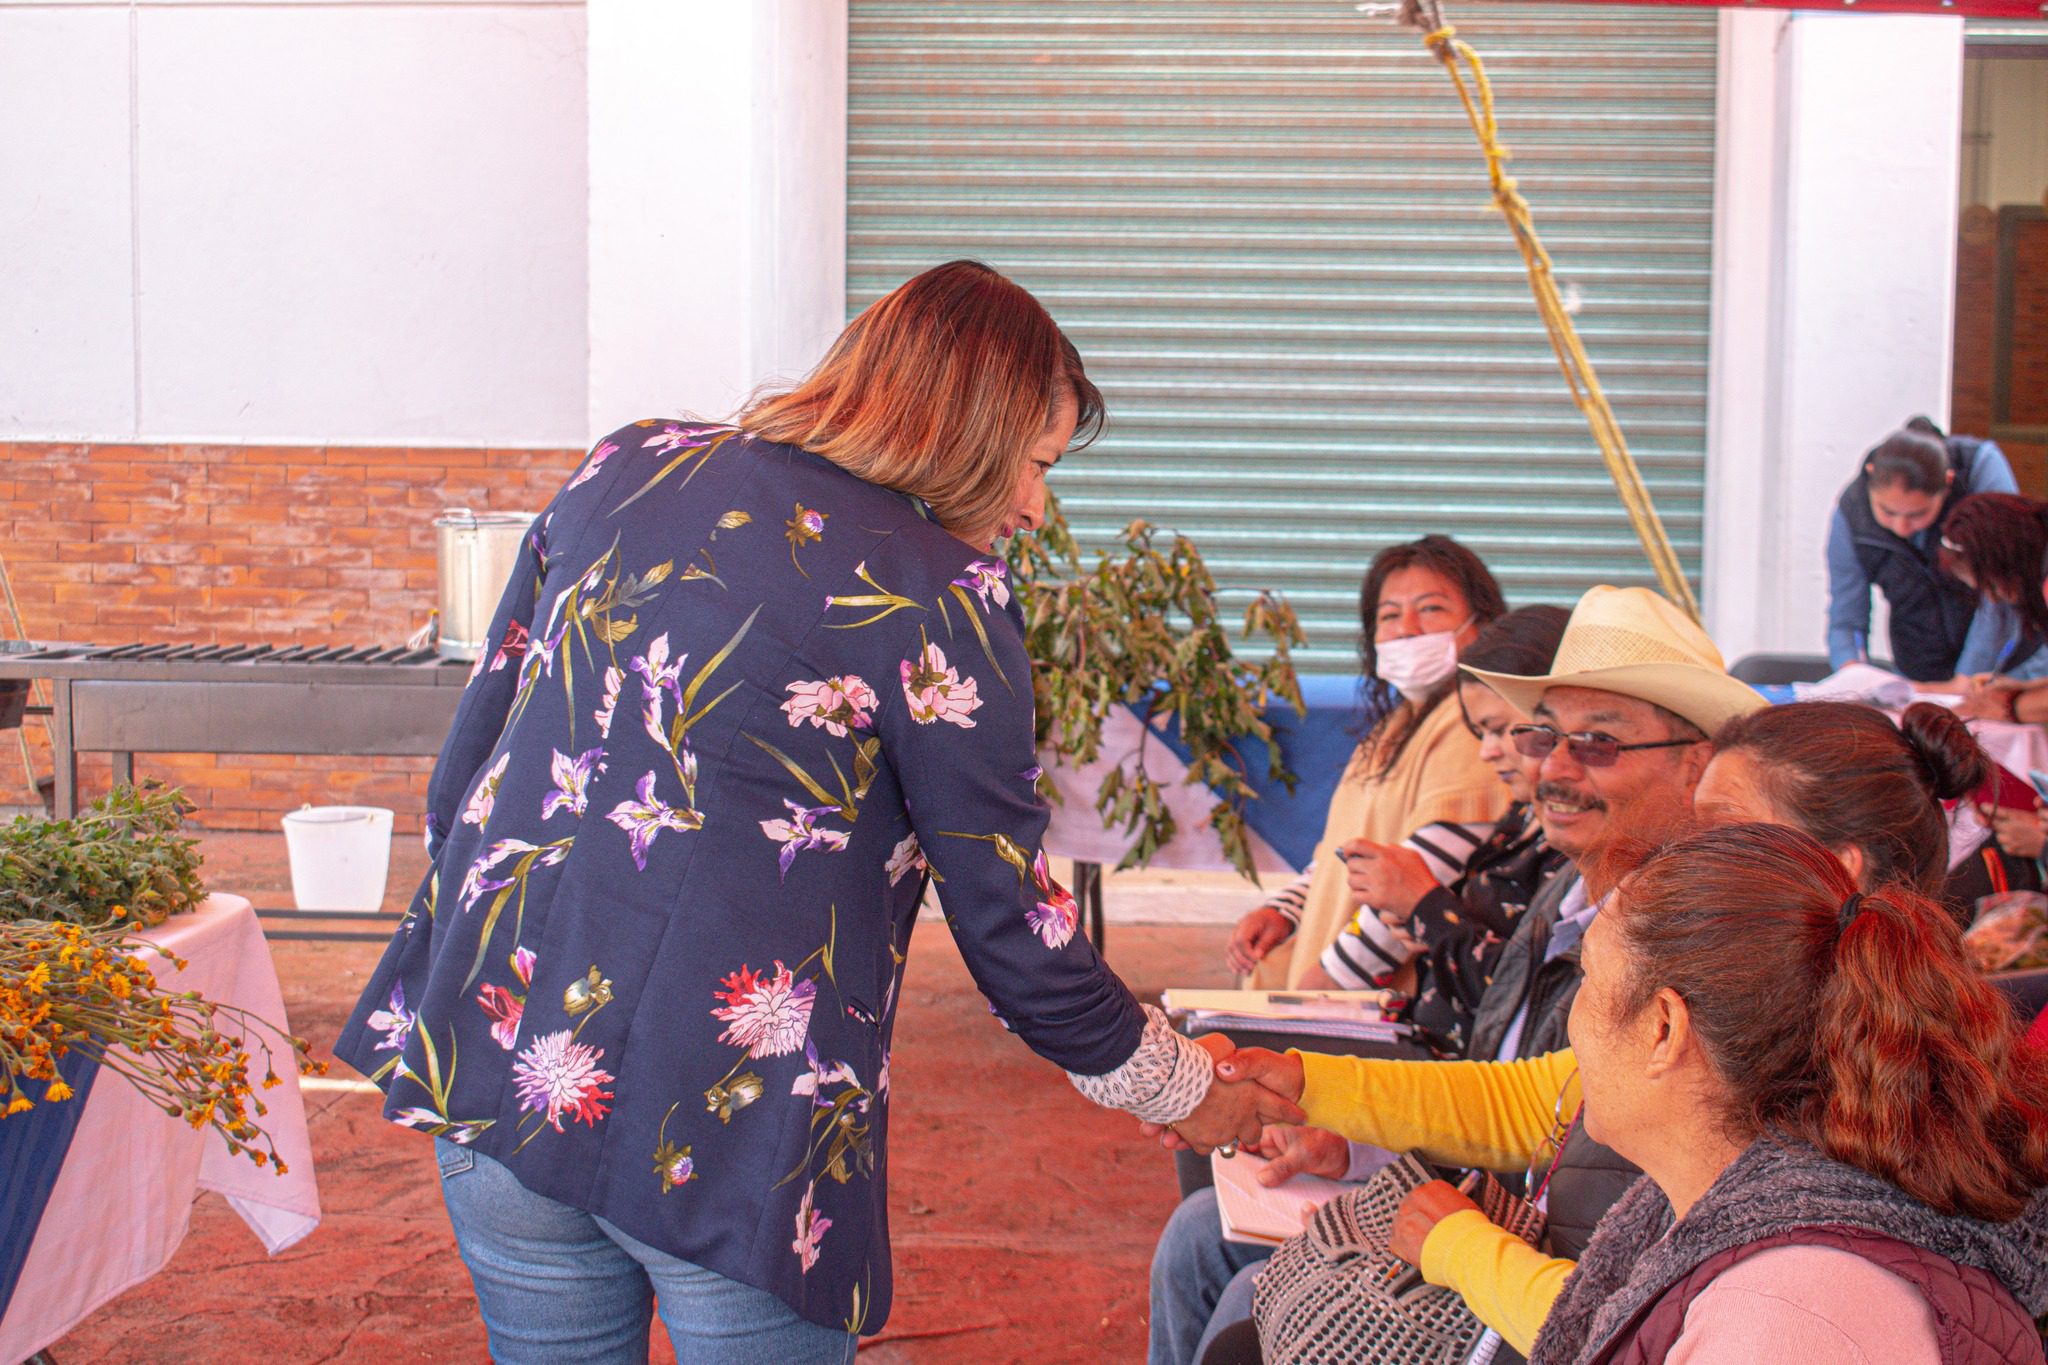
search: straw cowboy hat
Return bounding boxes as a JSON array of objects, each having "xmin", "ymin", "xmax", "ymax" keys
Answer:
[{"xmin": 1463, "ymin": 585, "xmax": 1765, "ymax": 736}]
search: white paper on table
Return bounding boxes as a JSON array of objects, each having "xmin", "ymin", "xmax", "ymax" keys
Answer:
[
  {"xmin": 0, "ymin": 896, "xmax": 322, "ymax": 1362},
  {"xmin": 1794, "ymin": 662, "xmax": 1916, "ymax": 708}
]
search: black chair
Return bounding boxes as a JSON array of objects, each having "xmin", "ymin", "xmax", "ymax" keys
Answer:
[{"xmin": 1726, "ymin": 653, "xmax": 1836, "ymax": 686}]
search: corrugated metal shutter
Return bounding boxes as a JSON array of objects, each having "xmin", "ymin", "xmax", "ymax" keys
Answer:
[
  {"xmin": 848, "ymin": 1, "xmax": 1717, "ymax": 671},
  {"xmin": 1965, "ymin": 18, "xmax": 2048, "ymax": 48}
]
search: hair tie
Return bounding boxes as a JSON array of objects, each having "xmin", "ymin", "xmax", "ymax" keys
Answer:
[{"xmin": 1837, "ymin": 892, "xmax": 1865, "ymax": 934}]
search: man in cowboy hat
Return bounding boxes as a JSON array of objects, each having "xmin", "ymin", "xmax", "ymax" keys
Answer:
[{"xmin": 1456, "ymin": 582, "xmax": 1764, "ymax": 1064}]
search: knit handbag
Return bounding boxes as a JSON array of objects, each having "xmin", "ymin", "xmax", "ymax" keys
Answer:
[{"xmin": 1253, "ymin": 1155, "xmax": 1545, "ymax": 1365}]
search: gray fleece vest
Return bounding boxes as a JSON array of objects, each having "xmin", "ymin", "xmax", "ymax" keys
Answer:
[{"xmin": 1526, "ymin": 1137, "xmax": 2048, "ymax": 1365}]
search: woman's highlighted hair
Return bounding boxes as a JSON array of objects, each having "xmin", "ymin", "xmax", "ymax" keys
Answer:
[
  {"xmin": 1609, "ymin": 822, "xmax": 2048, "ymax": 1223},
  {"xmin": 737, "ymin": 260, "xmax": 1103, "ymax": 541}
]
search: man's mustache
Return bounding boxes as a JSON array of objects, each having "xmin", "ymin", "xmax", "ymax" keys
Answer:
[{"xmin": 1536, "ymin": 781, "xmax": 1607, "ymax": 812}]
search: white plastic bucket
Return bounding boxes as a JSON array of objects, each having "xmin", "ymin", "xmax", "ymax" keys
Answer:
[{"xmin": 280, "ymin": 805, "xmax": 395, "ymax": 912}]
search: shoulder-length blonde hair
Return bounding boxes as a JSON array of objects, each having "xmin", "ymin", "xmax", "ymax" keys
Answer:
[{"xmin": 736, "ymin": 260, "xmax": 1104, "ymax": 541}]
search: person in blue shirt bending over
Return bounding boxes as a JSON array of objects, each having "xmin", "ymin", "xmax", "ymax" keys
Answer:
[{"xmin": 1826, "ymin": 415, "xmax": 2037, "ymax": 686}]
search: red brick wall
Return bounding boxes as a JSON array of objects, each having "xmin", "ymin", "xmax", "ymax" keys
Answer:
[
  {"xmin": 1, "ymin": 441, "xmax": 582, "ymax": 830},
  {"xmin": 1952, "ymin": 220, "xmax": 2048, "ymax": 496},
  {"xmin": 1954, "ymin": 224, "xmax": 1996, "ymax": 438},
  {"xmin": 2012, "ymin": 219, "xmax": 2048, "ymax": 429}
]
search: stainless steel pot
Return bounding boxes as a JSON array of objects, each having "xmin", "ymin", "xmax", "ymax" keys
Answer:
[{"xmin": 433, "ymin": 509, "xmax": 538, "ymax": 661}]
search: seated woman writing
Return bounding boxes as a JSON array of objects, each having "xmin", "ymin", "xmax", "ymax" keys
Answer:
[
  {"xmin": 1170, "ymin": 700, "xmax": 1992, "ymax": 1362},
  {"xmin": 1936, "ymin": 492, "xmax": 2048, "ymax": 723}
]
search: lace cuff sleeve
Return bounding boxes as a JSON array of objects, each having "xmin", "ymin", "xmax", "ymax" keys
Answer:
[{"xmin": 1066, "ymin": 1004, "xmax": 1213, "ymax": 1124}]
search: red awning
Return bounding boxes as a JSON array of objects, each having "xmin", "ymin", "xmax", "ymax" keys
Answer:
[{"xmin": 1563, "ymin": 0, "xmax": 2040, "ymax": 16}]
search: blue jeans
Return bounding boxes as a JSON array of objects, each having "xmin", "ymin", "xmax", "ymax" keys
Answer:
[
  {"xmin": 435, "ymin": 1138, "xmax": 857, "ymax": 1364},
  {"xmin": 1147, "ymin": 1186, "xmax": 1273, "ymax": 1365}
]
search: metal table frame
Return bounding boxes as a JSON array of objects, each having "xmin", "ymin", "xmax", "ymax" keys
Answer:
[
  {"xmin": 2, "ymin": 643, "xmax": 468, "ymax": 944},
  {"xmin": 0, "ymin": 643, "xmax": 468, "ymax": 819}
]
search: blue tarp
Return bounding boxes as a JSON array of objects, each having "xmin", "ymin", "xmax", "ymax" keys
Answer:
[
  {"xmin": 1137, "ymin": 673, "xmax": 1363, "ymax": 872},
  {"xmin": 0, "ymin": 1050, "xmax": 103, "ymax": 1318}
]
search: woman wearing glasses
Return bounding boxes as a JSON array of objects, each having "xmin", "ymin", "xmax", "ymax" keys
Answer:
[{"xmin": 1191, "ymin": 697, "xmax": 1992, "ymax": 1362}]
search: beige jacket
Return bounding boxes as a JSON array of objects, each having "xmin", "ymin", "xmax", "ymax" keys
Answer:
[{"xmin": 1253, "ymin": 698, "xmax": 1507, "ymax": 989}]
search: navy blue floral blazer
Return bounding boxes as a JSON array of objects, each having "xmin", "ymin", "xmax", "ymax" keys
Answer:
[{"xmin": 336, "ymin": 422, "xmax": 1147, "ymax": 1332}]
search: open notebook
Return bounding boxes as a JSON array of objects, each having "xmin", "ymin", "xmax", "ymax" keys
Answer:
[{"xmin": 1210, "ymin": 1150, "xmax": 1350, "ymax": 1246}]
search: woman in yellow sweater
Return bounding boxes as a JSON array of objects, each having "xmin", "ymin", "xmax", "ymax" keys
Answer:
[{"xmin": 1195, "ymin": 699, "xmax": 1993, "ymax": 1358}]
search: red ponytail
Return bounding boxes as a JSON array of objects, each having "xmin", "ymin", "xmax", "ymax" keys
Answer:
[{"xmin": 1613, "ymin": 823, "xmax": 2048, "ymax": 1222}]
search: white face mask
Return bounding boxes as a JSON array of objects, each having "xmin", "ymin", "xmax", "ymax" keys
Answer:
[{"xmin": 1376, "ymin": 628, "xmax": 1463, "ymax": 702}]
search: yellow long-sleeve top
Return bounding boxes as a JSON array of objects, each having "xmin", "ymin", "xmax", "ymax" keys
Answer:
[{"xmin": 1295, "ymin": 1047, "xmax": 1582, "ymax": 1356}]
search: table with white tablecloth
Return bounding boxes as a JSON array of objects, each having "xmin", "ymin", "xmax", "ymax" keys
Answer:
[
  {"xmin": 1042, "ymin": 674, "xmax": 1362, "ymax": 875},
  {"xmin": 0, "ymin": 895, "xmax": 321, "ymax": 1363}
]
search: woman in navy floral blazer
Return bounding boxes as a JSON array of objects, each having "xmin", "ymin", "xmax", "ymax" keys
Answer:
[{"xmin": 337, "ymin": 262, "xmax": 1300, "ymax": 1362}]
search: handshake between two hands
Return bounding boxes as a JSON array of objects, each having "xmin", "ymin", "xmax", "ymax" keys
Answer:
[
  {"xmin": 1138, "ymin": 1034, "xmax": 1308, "ymax": 1157},
  {"xmin": 1135, "ymin": 1034, "xmax": 1483, "ymax": 1267}
]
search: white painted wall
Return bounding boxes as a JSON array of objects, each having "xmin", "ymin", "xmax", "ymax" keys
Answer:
[
  {"xmin": 1702, "ymin": 10, "xmax": 1965, "ymax": 666},
  {"xmin": 0, "ymin": 0, "xmax": 589, "ymax": 448},
  {"xmin": 585, "ymin": 0, "xmax": 847, "ymax": 439},
  {"xmin": 0, "ymin": 7, "xmax": 138, "ymax": 437}
]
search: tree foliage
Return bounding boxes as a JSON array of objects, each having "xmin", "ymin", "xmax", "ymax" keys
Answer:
[{"xmin": 1006, "ymin": 495, "xmax": 1304, "ymax": 880}]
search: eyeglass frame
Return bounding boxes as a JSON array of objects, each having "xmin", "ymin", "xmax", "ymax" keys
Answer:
[{"xmin": 1508, "ymin": 722, "xmax": 1703, "ymax": 768}]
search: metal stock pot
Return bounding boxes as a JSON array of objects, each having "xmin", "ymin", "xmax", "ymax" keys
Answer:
[{"xmin": 433, "ymin": 509, "xmax": 537, "ymax": 661}]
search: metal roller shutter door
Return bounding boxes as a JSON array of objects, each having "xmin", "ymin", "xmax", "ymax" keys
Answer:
[
  {"xmin": 1964, "ymin": 17, "xmax": 2048, "ymax": 48},
  {"xmin": 849, "ymin": 1, "xmax": 1718, "ymax": 671}
]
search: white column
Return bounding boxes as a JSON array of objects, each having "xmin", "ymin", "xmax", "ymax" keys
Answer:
[
  {"xmin": 1701, "ymin": 10, "xmax": 1964, "ymax": 665},
  {"xmin": 585, "ymin": 0, "xmax": 848, "ymax": 445}
]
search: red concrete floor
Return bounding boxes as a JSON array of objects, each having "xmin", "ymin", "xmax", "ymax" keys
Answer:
[{"xmin": 50, "ymin": 834, "xmax": 1234, "ymax": 1364}]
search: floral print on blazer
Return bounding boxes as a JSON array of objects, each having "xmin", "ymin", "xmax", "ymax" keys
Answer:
[{"xmin": 336, "ymin": 422, "xmax": 1146, "ymax": 1334}]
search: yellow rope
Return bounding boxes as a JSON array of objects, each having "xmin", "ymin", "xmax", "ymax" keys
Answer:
[{"xmin": 1418, "ymin": 23, "xmax": 1701, "ymax": 621}]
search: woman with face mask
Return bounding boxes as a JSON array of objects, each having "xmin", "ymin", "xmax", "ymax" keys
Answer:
[
  {"xmin": 1227, "ymin": 536, "xmax": 1511, "ymax": 989},
  {"xmin": 1306, "ymin": 608, "xmax": 1572, "ymax": 1035}
]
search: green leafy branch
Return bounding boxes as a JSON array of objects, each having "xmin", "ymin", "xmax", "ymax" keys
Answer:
[
  {"xmin": 1005, "ymin": 496, "xmax": 1304, "ymax": 881},
  {"xmin": 0, "ymin": 783, "xmax": 205, "ymax": 929}
]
